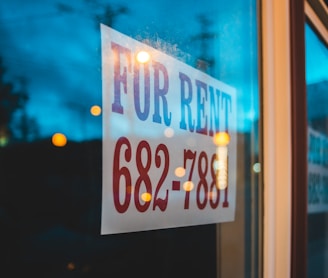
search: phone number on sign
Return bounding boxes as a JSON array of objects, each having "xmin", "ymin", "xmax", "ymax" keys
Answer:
[{"xmin": 112, "ymin": 136, "xmax": 229, "ymax": 213}]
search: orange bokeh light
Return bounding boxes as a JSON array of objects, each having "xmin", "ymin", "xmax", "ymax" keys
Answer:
[
  {"xmin": 213, "ymin": 132, "xmax": 230, "ymax": 146},
  {"xmin": 52, "ymin": 133, "xmax": 67, "ymax": 147},
  {"xmin": 183, "ymin": 181, "xmax": 194, "ymax": 192},
  {"xmin": 90, "ymin": 105, "xmax": 101, "ymax": 116},
  {"xmin": 141, "ymin": 192, "xmax": 152, "ymax": 202}
]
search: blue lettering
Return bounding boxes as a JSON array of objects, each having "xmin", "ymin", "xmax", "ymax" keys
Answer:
[
  {"xmin": 152, "ymin": 61, "xmax": 171, "ymax": 126},
  {"xmin": 134, "ymin": 63, "xmax": 150, "ymax": 121},
  {"xmin": 195, "ymin": 79, "xmax": 208, "ymax": 135},
  {"xmin": 179, "ymin": 72, "xmax": 195, "ymax": 132},
  {"xmin": 111, "ymin": 42, "xmax": 132, "ymax": 114},
  {"xmin": 209, "ymin": 86, "xmax": 220, "ymax": 136}
]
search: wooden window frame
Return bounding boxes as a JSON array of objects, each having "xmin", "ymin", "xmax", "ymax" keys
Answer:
[{"xmin": 262, "ymin": 0, "xmax": 327, "ymax": 277}]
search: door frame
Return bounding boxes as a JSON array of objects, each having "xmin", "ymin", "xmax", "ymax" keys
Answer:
[{"xmin": 262, "ymin": 0, "xmax": 327, "ymax": 277}]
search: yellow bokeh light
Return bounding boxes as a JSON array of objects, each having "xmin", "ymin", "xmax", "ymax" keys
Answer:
[
  {"xmin": 183, "ymin": 181, "xmax": 194, "ymax": 192},
  {"xmin": 52, "ymin": 133, "xmax": 67, "ymax": 147},
  {"xmin": 213, "ymin": 132, "xmax": 230, "ymax": 146},
  {"xmin": 141, "ymin": 192, "xmax": 152, "ymax": 202},
  {"xmin": 90, "ymin": 105, "xmax": 101, "ymax": 116},
  {"xmin": 136, "ymin": 51, "xmax": 150, "ymax": 63},
  {"xmin": 175, "ymin": 167, "xmax": 186, "ymax": 178}
]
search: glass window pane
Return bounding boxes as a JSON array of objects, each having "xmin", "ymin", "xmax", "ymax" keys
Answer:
[
  {"xmin": 0, "ymin": 1, "xmax": 261, "ymax": 277},
  {"xmin": 306, "ymin": 22, "xmax": 328, "ymax": 278}
]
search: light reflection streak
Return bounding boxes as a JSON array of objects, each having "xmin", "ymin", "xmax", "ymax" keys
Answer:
[{"xmin": 213, "ymin": 132, "xmax": 230, "ymax": 190}]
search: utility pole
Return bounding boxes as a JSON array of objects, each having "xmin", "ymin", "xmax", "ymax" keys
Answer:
[{"xmin": 191, "ymin": 14, "xmax": 217, "ymax": 74}]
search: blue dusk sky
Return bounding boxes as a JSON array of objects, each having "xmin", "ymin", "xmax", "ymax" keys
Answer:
[{"xmin": 0, "ymin": 0, "xmax": 262, "ymax": 141}]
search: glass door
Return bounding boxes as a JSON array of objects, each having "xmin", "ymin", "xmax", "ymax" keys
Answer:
[
  {"xmin": 306, "ymin": 20, "xmax": 328, "ymax": 278},
  {"xmin": 0, "ymin": 0, "xmax": 261, "ymax": 277}
]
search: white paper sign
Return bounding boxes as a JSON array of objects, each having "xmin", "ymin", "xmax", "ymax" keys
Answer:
[{"xmin": 101, "ymin": 24, "xmax": 237, "ymax": 234}]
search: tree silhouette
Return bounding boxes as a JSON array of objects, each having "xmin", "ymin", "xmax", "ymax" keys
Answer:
[
  {"xmin": 55, "ymin": 1, "xmax": 129, "ymax": 28},
  {"xmin": 94, "ymin": 4, "xmax": 129, "ymax": 27},
  {"xmin": 0, "ymin": 58, "xmax": 38, "ymax": 145}
]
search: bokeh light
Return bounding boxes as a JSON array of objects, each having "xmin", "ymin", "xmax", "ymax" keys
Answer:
[
  {"xmin": 67, "ymin": 262, "xmax": 76, "ymax": 271},
  {"xmin": 52, "ymin": 133, "xmax": 67, "ymax": 147},
  {"xmin": 90, "ymin": 105, "xmax": 101, "ymax": 116},
  {"xmin": 183, "ymin": 181, "xmax": 194, "ymax": 192},
  {"xmin": 164, "ymin": 127, "xmax": 174, "ymax": 138},
  {"xmin": 0, "ymin": 136, "xmax": 9, "ymax": 147},
  {"xmin": 208, "ymin": 191, "xmax": 218, "ymax": 200},
  {"xmin": 253, "ymin": 162, "xmax": 261, "ymax": 173},
  {"xmin": 141, "ymin": 192, "xmax": 152, "ymax": 202},
  {"xmin": 213, "ymin": 132, "xmax": 230, "ymax": 146},
  {"xmin": 136, "ymin": 51, "xmax": 150, "ymax": 63},
  {"xmin": 175, "ymin": 167, "xmax": 186, "ymax": 177}
]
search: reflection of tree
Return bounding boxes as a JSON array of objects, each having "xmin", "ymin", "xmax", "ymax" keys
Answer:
[
  {"xmin": 13, "ymin": 77, "xmax": 40, "ymax": 142},
  {"xmin": 0, "ymin": 58, "xmax": 39, "ymax": 145},
  {"xmin": 0, "ymin": 58, "xmax": 19, "ymax": 144},
  {"xmin": 93, "ymin": 3, "xmax": 129, "ymax": 28},
  {"xmin": 56, "ymin": 1, "xmax": 129, "ymax": 28},
  {"xmin": 307, "ymin": 80, "xmax": 328, "ymax": 134}
]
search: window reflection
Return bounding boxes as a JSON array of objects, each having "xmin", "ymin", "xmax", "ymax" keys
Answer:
[
  {"xmin": 0, "ymin": 0, "xmax": 259, "ymax": 143},
  {"xmin": 0, "ymin": 0, "xmax": 260, "ymax": 277},
  {"xmin": 306, "ymin": 22, "xmax": 328, "ymax": 278}
]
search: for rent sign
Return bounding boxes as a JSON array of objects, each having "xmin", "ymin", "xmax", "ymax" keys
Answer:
[{"xmin": 101, "ymin": 24, "xmax": 237, "ymax": 234}]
